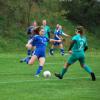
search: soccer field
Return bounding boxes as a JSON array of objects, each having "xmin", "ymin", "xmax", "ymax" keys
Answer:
[{"xmin": 0, "ymin": 52, "xmax": 100, "ymax": 100}]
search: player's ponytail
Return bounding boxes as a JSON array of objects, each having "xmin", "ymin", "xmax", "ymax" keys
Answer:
[{"xmin": 33, "ymin": 26, "xmax": 41, "ymax": 35}]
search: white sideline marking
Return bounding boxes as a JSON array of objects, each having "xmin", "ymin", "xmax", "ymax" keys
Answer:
[
  {"xmin": 45, "ymin": 62, "xmax": 95, "ymax": 65},
  {"xmin": 0, "ymin": 76, "xmax": 100, "ymax": 84},
  {"xmin": 45, "ymin": 62, "xmax": 63, "ymax": 65}
]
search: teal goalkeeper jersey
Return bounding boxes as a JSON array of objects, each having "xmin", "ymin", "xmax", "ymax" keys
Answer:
[
  {"xmin": 43, "ymin": 25, "xmax": 50, "ymax": 38},
  {"xmin": 72, "ymin": 34, "xmax": 87, "ymax": 53}
]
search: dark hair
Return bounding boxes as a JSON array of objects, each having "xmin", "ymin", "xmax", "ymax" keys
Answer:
[
  {"xmin": 34, "ymin": 26, "xmax": 44, "ymax": 34},
  {"xmin": 76, "ymin": 26, "xmax": 84, "ymax": 34}
]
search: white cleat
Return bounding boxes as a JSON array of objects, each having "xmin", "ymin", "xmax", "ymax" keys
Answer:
[{"xmin": 34, "ymin": 75, "xmax": 40, "ymax": 77}]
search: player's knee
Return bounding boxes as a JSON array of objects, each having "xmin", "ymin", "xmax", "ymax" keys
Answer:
[
  {"xmin": 64, "ymin": 63, "xmax": 70, "ymax": 68},
  {"xmin": 80, "ymin": 63, "xmax": 85, "ymax": 68},
  {"xmin": 40, "ymin": 61, "xmax": 45, "ymax": 66},
  {"xmin": 28, "ymin": 61, "xmax": 33, "ymax": 65},
  {"xmin": 26, "ymin": 44, "xmax": 32, "ymax": 49},
  {"xmin": 25, "ymin": 44, "xmax": 28, "ymax": 48},
  {"xmin": 60, "ymin": 44, "xmax": 63, "ymax": 48}
]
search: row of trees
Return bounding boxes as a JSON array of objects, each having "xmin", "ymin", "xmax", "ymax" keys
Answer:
[
  {"xmin": 59, "ymin": 0, "xmax": 100, "ymax": 36},
  {"xmin": 0, "ymin": 0, "xmax": 42, "ymax": 30},
  {"xmin": 0, "ymin": 0, "xmax": 100, "ymax": 36}
]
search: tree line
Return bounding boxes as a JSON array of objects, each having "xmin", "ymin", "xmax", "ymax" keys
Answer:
[
  {"xmin": 59, "ymin": 0, "xmax": 100, "ymax": 36},
  {"xmin": 0, "ymin": 0, "xmax": 100, "ymax": 37}
]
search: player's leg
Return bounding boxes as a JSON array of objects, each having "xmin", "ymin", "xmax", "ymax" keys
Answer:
[
  {"xmin": 26, "ymin": 40, "xmax": 33, "ymax": 56},
  {"xmin": 59, "ymin": 43, "xmax": 64, "ymax": 56},
  {"xmin": 35, "ymin": 57, "xmax": 45, "ymax": 76},
  {"xmin": 55, "ymin": 62, "xmax": 71, "ymax": 79},
  {"xmin": 28, "ymin": 55, "xmax": 37, "ymax": 65},
  {"xmin": 26, "ymin": 49, "xmax": 38, "ymax": 64},
  {"xmin": 49, "ymin": 44, "xmax": 54, "ymax": 55},
  {"xmin": 55, "ymin": 54, "xmax": 77, "ymax": 79},
  {"xmin": 20, "ymin": 44, "xmax": 33, "ymax": 63},
  {"xmin": 27, "ymin": 49, "xmax": 32, "ymax": 56},
  {"xmin": 79, "ymin": 57, "xmax": 96, "ymax": 81}
]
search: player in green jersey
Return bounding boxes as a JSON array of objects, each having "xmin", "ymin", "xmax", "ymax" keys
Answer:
[
  {"xmin": 42, "ymin": 20, "xmax": 50, "ymax": 46},
  {"xmin": 55, "ymin": 26, "xmax": 96, "ymax": 81}
]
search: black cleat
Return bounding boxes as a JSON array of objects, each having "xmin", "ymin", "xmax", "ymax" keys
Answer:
[
  {"xmin": 61, "ymin": 53, "xmax": 64, "ymax": 56},
  {"xmin": 91, "ymin": 72, "xmax": 96, "ymax": 81},
  {"xmin": 20, "ymin": 58, "xmax": 26, "ymax": 63},
  {"xmin": 20, "ymin": 59, "xmax": 24, "ymax": 63},
  {"xmin": 55, "ymin": 73, "xmax": 63, "ymax": 79},
  {"xmin": 49, "ymin": 50, "xmax": 54, "ymax": 55}
]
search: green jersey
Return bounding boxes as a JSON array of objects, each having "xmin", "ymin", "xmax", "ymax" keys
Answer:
[
  {"xmin": 43, "ymin": 25, "xmax": 50, "ymax": 38},
  {"xmin": 72, "ymin": 34, "xmax": 87, "ymax": 53},
  {"xmin": 67, "ymin": 34, "xmax": 87, "ymax": 64}
]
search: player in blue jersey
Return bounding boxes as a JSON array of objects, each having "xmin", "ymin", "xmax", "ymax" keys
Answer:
[
  {"xmin": 24, "ymin": 26, "xmax": 62, "ymax": 77},
  {"xmin": 26, "ymin": 21, "xmax": 37, "ymax": 56},
  {"xmin": 20, "ymin": 21, "xmax": 38, "ymax": 63},
  {"xmin": 55, "ymin": 26, "xmax": 96, "ymax": 81},
  {"xmin": 49, "ymin": 24, "xmax": 70, "ymax": 56}
]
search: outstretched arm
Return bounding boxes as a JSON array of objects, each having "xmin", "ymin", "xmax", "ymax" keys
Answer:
[
  {"xmin": 49, "ymin": 39, "xmax": 62, "ymax": 43},
  {"xmin": 62, "ymin": 32, "xmax": 70, "ymax": 37}
]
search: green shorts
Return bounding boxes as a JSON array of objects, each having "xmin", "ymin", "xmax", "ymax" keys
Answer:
[{"xmin": 67, "ymin": 52, "xmax": 85, "ymax": 65}]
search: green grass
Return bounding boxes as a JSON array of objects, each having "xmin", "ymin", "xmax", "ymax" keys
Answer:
[{"xmin": 0, "ymin": 52, "xmax": 100, "ymax": 100}]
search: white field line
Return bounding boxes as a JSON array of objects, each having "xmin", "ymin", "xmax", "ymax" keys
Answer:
[
  {"xmin": 45, "ymin": 62, "xmax": 95, "ymax": 65},
  {"xmin": 45, "ymin": 62, "xmax": 63, "ymax": 65},
  {"xmin": 46, "ymin": 53, "xmax": 100, "ymax": 58},
  {"xmin": 0, "ymin": 76, "xmax": 100, "ymax": 84}
]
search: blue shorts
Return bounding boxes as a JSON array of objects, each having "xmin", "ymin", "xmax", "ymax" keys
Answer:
[
  {"xmin": 53, "ymin": 42, "xmax": 62, "ymax": 46},
  {"xmin": 53, "ymin": 37, "xmax": 62, "ymax": 46},
  {"xmin": 32, "ymin": 48, "xmax": 46, "ymax": 59}
]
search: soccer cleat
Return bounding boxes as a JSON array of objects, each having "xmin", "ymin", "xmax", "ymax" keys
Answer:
[
  {"xmin": 55, "ymin": 73, "xmax": 63, "ymax": 79},
  {"xmin": 20, "ymin": 57, "xmax": 31, "ymax": 64},
  {"xmin": 20, "ymin": 58, "xmax": 26, "ymax": 63},
  {"xmin": 61, "ymin": 53, "xmax": 64, "ymax": 56},
  {"xmin": 49, "ymin": 50, "xmax": 54, "ymax": 55},
  {"xmin": 91, "ymin": 72, "xmax": 96, "ymax": 81}
]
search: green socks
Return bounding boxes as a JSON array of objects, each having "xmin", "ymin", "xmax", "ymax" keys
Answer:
[
  {"xmin": 84, "ymin": 65, "xmax": 92, "ymax": 74},
  {"xmin": 60, "ymin": 68, "xmax": 67, "ymax": 77}
]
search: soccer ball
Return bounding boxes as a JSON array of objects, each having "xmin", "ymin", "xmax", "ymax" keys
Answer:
[{"xmin": 43, "ymin": 70, "xmax": 51, "ymax": 78}]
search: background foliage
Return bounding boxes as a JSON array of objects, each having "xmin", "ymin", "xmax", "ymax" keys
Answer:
[{"xmin": 0, "ymin": 0, "xmax": 100, "ymax": 52}]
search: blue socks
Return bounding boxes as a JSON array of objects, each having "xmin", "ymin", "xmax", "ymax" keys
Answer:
[
  {"xmin": 25, "ymin": 57, "xmax": 31, "ymax": 64},
  {"xmin": 36, "ymin": 66, "xmax": 43, "ymax": 75},
  {"xmin": 27, "ymin": 49, "xmax": 31, "ymax": 56},
  {"xmin": 83, "ymin": 65, "xmax": 92, "ymax": 74},
  {"xmin": 60, "ymin": 48, "xmax": 64, "ymax": 55}
]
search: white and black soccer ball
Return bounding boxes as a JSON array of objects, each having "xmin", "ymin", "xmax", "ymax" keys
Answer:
[{"xmin": 43, "ymin": 70, "xmax": 51, "ymax": 78}]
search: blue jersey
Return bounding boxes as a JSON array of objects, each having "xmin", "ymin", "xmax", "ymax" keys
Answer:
[
  {"xmin": 54, "ymin": 29, "xmax": 62, "ymax": 40},
  {"xmin": 31, "ymin": 35, "xmax": 49, "ymax": 58},
  {"xmin": 27, "ymin": 26, "xmax": 34, "ymax": 34},
  {"xmin": 31, "ymin": 35, "xmax": 49, "ymax": 49},
  {"xmin": 27, "ymin": 26, "xmax": 36, "ymax": 47},
  {"xmin": 52, "ymin": 29, "xmax": 62, "ymax": 46},
  {"xmin": 27, "ymin": 26, "xmax": 36, "ymax": 39}
]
